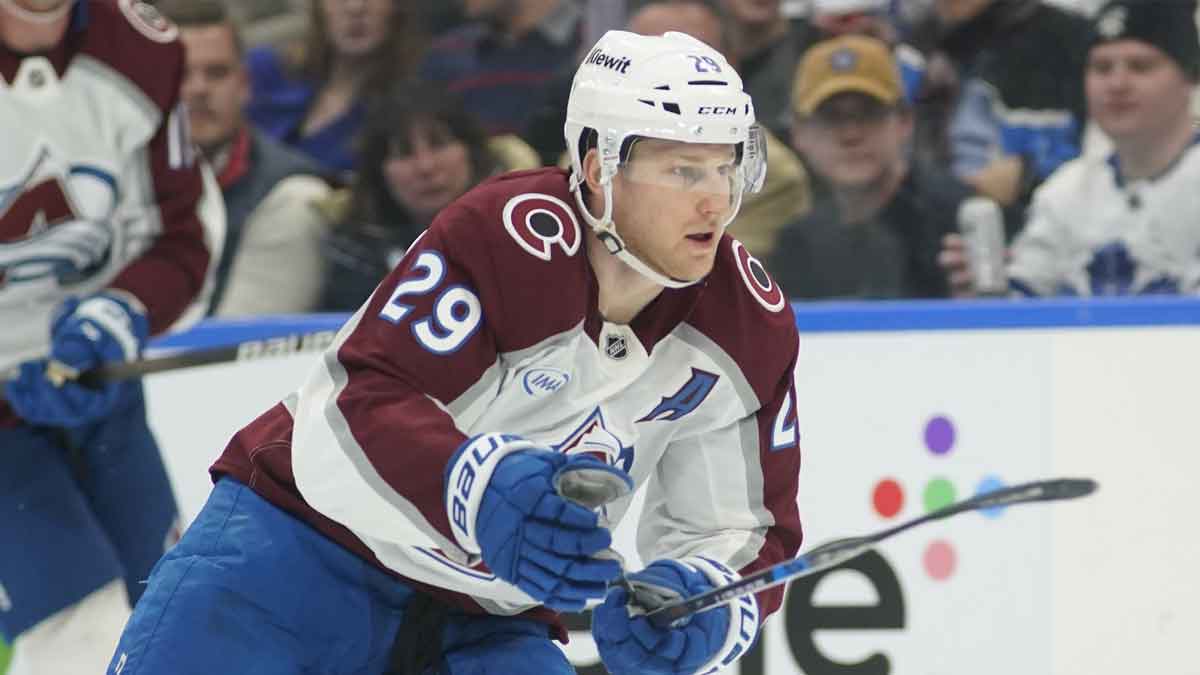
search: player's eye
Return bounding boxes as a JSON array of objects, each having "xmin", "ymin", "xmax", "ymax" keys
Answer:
[{"xmin": 671, "ymin": 166, "xmax": 704, "ymax": 186}]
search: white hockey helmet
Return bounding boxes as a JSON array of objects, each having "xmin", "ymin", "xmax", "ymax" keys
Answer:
[{"xmin": 564, "ymin": 30, "xmax": 767, "ymax": 288}]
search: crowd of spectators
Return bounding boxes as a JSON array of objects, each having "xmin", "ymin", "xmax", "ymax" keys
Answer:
[{"xmin": 156, "ymin": 0, "xmax": 1200, "ymax": 308}]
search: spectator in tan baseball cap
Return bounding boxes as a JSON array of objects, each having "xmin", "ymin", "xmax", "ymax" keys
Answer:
[
  {"xmin": 768, "ymin": 35, "xmax": 973, "ymax": 299},
  {"xmin": 792, "ymin": 34, "xmax": 903, "ymax": 118}
]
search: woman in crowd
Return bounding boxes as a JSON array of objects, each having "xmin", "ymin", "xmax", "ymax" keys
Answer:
[
  {"xmin": 244, "ymin": 0, "xmax": 424, "ymax": 175},
  {"xmin": 317, "ymin": 84, "xmax": 516, "ymax": 311}
]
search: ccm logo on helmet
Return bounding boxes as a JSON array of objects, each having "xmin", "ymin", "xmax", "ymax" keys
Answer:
[
  {"xmin": 698, "ymin": 106, "xmax": 739, "ymax": 115},
  {"xmin": 584, "ymin": 48, "xmax": 632, "ymax": 74},
  {"xmin": 502, "ymin": 193, "xmax": 581, "ymax": 261}
]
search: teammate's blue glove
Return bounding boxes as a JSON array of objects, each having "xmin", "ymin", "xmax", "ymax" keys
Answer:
[
  {"xmin": 444, "ymin": 433, "xmax": 627, "ymax": 611},
  {"xmin": 593, "ymin": 557, "xmax": 760, "ymax": 675},
  {"xmin": 5, "ymin": 291, "xmax": 148, "ymax": 427}
]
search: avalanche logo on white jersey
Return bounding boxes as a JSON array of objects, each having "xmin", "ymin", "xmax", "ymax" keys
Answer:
[
  {"xmin": 554, "ymin": 406, "xmax": 634, "ymax": 474},
  {"xmin": 0, "ymin": 146, "xmax": 117, "ymax": 293}
]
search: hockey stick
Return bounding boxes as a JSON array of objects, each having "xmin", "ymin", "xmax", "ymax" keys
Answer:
[
  {"xmin": 643, "ymin": 477, "xmax": 1098, "ymax": 628},
  {"xmin": 0, "ymin": 328, "xmax": 338, "ymax": 392}
]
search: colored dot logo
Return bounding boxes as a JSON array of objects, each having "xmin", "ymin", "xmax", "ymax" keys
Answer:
[
  {"xmin": 872, "ymin": 479, "xmax": 904, "ymax": 519},
  {"xmin": 923, "ymin": 540, "xmax": 956, "ymax": 580},
  {"xmin": 923, "ymin": 477, "xmax": 956, "ymax": 511},
  {"xmin": 868, "ymin": 415, "xmax": 1009, "ymax": 582},
  {"xmin": 924, "ymin": 415, "xmax": 955, "ymax": 455}
]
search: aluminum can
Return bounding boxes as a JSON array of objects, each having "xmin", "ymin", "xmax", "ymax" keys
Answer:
[{"xmin": 956, "ymin": 196, "xmax": 1008, "ymax": 296}]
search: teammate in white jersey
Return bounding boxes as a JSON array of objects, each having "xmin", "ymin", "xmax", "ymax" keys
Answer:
[
  {"xmin": 0, "ymin": 1, "xmax": 221, "ymax": 673},
  {"xmin": 108, "ymin": 30, "xmax": 803, "ymax": 675},
  {"xmin": 941, "ymin": 0, "xmax": 1200, "ymax": 297}
]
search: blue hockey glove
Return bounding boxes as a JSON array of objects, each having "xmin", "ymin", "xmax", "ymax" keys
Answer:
[
  {"xmin": 5, "ymin": 292, "xmax": 148, "ymax": 427},
  {"xmin": 444, "ymin": 433, "xmax": 627, "ymax": 611},
  {"xmin": 593, "ymin": 557, "xmax": 760, "ymax": 675}
]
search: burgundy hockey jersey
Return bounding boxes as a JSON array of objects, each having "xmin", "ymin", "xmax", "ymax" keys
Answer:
[{"xmin": 212, "ymin": 167, "xmax": 803, "ymax": 633}]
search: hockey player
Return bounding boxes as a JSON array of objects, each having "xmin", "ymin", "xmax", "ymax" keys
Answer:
[
  {"xmin": 0, "ymin": 1, "xmax": 222, "ymax": 672},
  {"xmin": 941, "ymin": 0, "xmax": 1200, "ymax": 297},
  {"xmin": 109, "ymin": 30, "xmax": 802, "ymax": 675}
]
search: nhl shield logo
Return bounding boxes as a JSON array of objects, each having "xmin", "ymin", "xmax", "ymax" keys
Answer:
[{"xmin": 604, "ymin": 333, "xmax": 628, "ymax": 360}]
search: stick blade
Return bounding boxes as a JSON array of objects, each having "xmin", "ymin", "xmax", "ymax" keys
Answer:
[
  {"xmin": 1043, "ymin": 478, "xmax": 1099, "ymax": 499},
  {"xmin": 970, "ymin": 477, "xmax": 1099, "ymax": 511}
]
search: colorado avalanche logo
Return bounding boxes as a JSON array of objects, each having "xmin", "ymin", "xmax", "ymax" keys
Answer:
[
  {"xmin": 0, "ymin": 148, "xmax": 118, "ymax": 289},
  {"xmin": 555, "ymin": 407, "xmax": 634, "ymax": 474},
  {"xmin": 502, "ymin": 193, "xmax": 581, "ymax": 261},
  {"xmin": 732, "ymin": 240, "xmax": 785, "ymax": 312}
]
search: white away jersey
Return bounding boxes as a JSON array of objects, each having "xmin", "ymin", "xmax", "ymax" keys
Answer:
[
  {"xmin": 1008, "ymin": 137, "xmax": 1200, "ymax": 296},
  {"xmin": 213, "ymin": 168, "xmax": 804, "ymax": 629},
  {"xmin": 0, "ymin": 0, "xmax": 222, "ymax": 376}
]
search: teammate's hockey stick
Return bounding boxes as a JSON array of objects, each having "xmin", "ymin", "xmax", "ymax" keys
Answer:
[
  {"xmin": 642, "ymin": 477, "xmax": 1098, "ymax": 628},
  {"xmin": 0, "ymin": 328, "xmax": 337, "ymax": 392}
]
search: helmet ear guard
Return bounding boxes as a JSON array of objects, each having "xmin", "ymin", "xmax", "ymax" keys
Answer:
[{"xmin": 564, "ymin": 30, "xmax": 768, "ymax": 288}]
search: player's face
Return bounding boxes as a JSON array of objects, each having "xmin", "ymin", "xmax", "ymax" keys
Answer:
[
  {"xmin": 720, "ymin": 0, "xmax": 781, "ymax": 26},
  {"xmin": 320, "ymin": 0, "xmax": 392, "ymax": 58},
  {"xmin": 179, "ymin": 24, "xmax": 248, "ymax": 155},
  {"xmin": 793, "ymin": 92, "xmax": 912, "ymax": 189},
  {"xmin": 1086, "ymin": 40, "xmax": 1195, "ymax": 144},
  {"xmin": 610, "ymin": 139, "xmax": 739, "ymax": 282},
  {"xmin": 383, "ymin": 122, "xmax": 474, "ymax": 224}
]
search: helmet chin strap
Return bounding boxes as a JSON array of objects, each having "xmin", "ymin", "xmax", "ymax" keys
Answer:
[
  {"xmin": 570, "ymin": 175, "xmax": 701, "ymax": 290},
  {"xmin": 0, "ymin": 0, "xmax": 73, "ymax": 24}
]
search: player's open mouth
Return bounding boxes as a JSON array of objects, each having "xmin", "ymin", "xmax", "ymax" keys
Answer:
[{"xmin": 686, "ymin": 233, "xmax": 714, "ymax": 242}]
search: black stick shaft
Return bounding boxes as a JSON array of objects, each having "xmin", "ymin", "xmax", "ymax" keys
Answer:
[
  {"xmin": 644, "ymin": 477, "xmax": 1097, "ymax": 627},
  {"xmin": 0, "ymin": 328, "xmax": 338, "ymax": 394}
]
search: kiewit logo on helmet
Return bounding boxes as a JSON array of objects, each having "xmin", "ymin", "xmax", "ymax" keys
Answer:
[{"xmin": 584, "ymin": 48, "xmax": 632, "ymax": 74}]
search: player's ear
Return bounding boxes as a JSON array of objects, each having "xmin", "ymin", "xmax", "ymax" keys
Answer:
[{"xmin": 582, "ymin": 148, "xmax": 603, "ymax": 193}]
